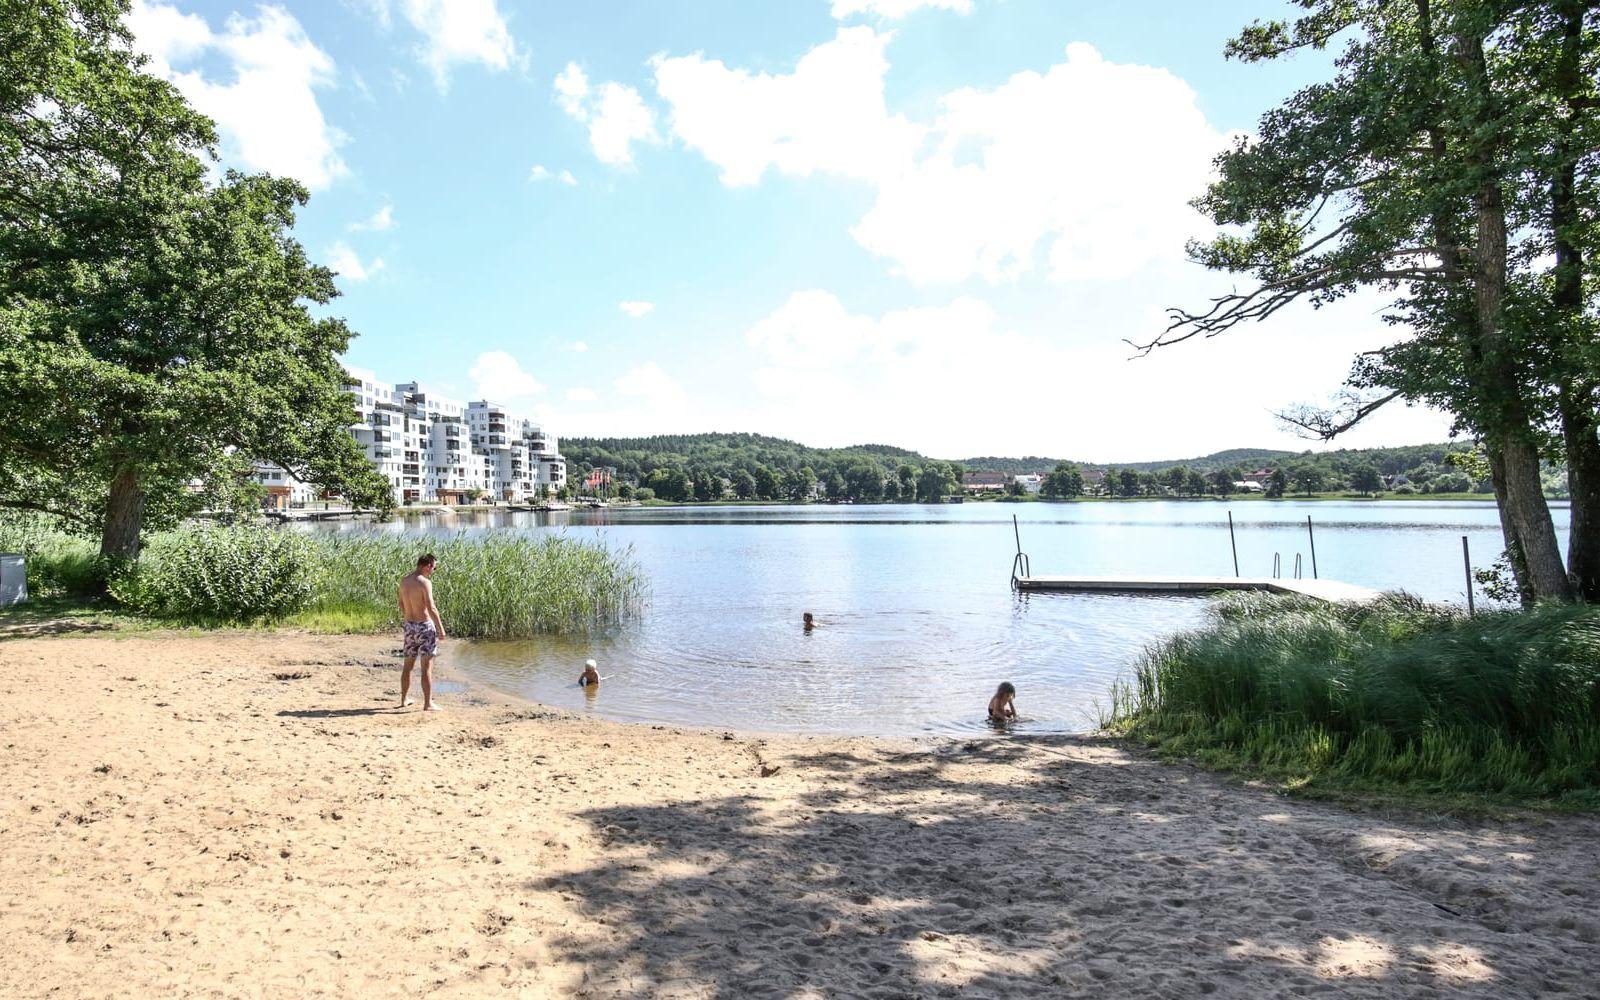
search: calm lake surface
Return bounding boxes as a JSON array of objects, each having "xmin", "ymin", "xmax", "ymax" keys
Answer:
[{"xmin": 314, "ymin": 500, "xmax": 1568, "ymax": 737}]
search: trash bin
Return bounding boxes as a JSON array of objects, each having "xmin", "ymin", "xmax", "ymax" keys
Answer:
[{"xmin": 0, "ymin": 553, "xmax": 26, "ymax": 607}]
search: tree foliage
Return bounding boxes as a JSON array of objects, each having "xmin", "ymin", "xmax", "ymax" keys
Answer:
[{"xmin": 0, "ymin": 0, "xmax": 388, "ymax": 561}]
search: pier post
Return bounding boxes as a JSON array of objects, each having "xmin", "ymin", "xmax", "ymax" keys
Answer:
[
  {"xmin": 1462, "ymin": 535, "xmax": 1475, "ymax": 615},
  {"xmin": 1227, "ymin": 511, "xmax": 1239, "ymax": 578},
  {"xmin": 1306, "ymin": 515, "xmax": 1318, "ymax": 579}
]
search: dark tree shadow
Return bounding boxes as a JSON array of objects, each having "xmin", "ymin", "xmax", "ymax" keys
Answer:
[{"xmin": 521, "ymin": 739, "xmax": 1600, "ymax": 998}]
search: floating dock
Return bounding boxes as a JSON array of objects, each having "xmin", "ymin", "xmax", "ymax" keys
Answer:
[{"xmin": 1013, "ymin": 575, "xmax": 1382, "ymax": 604}]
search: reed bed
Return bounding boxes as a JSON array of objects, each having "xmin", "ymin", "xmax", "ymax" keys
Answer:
[
  {"xmin": 1105, "ymin": 592, "xmax": 1600, "ymax": 803},
  {"xmin": 303, "ymin": 530, "xmax": 645, "ymax": 638}
]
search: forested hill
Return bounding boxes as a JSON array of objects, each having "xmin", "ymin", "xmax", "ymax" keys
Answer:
[
  {"xmin": 558, "ymin": 433, "xmax": 1561, "ymax": 500},
  {"xmin": 963, "ymin": 443, "xmax": 1471, "ymax": 476},
  {"xmin": 564, "ymin": 434, "xmax": 1468, "ymax": 478}
]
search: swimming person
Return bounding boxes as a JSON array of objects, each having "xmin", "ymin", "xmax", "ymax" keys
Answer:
[
  {"xmin": 398, "ymin": 553, "xmax": 446, "ymax": 712},
  {"xmin": 803, "ymin": 612, "xmax": 817, "ymax": 632},
  {"xmin": 987, "ymin": 682, "xmax": 1017, "ymax": 723},
  {"xmin": 578, "ymin": 659, "xmax": 601, "ymax": 687}
]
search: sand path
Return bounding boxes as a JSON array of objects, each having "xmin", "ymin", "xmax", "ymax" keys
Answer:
[{"xmin": 1, "ymin": 629, "xmax": 1597, "ymax": 997}]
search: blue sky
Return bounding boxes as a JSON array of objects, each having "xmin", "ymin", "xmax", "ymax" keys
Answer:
[{"xmin": 128, "ymin": 0, "xmax": 1455, "ymax": 461}]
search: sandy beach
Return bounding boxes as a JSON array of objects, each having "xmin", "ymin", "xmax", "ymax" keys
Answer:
[{"xmin": 3, "ymin": 626, "xmax": 1598, "ymax": 998}]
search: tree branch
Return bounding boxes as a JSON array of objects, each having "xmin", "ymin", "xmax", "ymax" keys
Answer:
[{"xmin": 1275, "ymin": 390, "xmax": 1404, "ymax": 440}]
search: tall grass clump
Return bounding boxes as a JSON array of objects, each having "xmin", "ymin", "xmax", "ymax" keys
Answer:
[
  {"xmin": 1106, "ymin": 591, "xmax": 1600, "ymax": 804},
  {"xmin": 304, "ymin": 530, "xmax": 645, "ymax": 638},
  {"xmin": 0, "ymin": 514, "xmax": 108, "ymax": 597},
  {"xmin": 111, "ymin": 525, "xmax": 318, "ymax": 622}
]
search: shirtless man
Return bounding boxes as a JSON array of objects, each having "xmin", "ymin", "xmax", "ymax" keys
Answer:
[{"xmin": 399, "ymin": 553, "xmax": 446, "ymax": 711}]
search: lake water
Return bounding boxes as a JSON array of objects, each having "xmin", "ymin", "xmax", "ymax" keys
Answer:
[{"xmin": 316, "ymin": 500, "xmax": 1567, "ymax": 737}]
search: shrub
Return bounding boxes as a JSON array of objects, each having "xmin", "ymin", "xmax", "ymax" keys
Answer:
[{"xmin": 112, "ymin": 525, "xmax": 317, "ymax": 622}]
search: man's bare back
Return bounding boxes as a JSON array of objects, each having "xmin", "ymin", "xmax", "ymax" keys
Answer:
[
  {"xmin": 399, "ymin": 554, "xmax": 445, "ymax": 711},
  {"xmin": 399, "ymin": 572, "xmax": 438, "ymax": 624}
]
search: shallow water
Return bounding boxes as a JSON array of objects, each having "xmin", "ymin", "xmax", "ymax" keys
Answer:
[{"xmin": 311, "ymin": 500, "xmax": 1566, "ymax": 736}]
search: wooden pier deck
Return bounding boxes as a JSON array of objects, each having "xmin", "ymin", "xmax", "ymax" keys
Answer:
[{"xmin": 1013, "ymin": 575, "xmax": 1382, "ymax": 603}]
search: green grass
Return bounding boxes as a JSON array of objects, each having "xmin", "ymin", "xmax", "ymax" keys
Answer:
[{"xmin": 1104, "ymin": 593, "xmax": 1600, "ymax": 809}]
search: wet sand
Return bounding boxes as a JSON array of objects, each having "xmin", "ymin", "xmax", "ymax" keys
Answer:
[{"xmin": 2, "ymin": 628, "xmax": 1598, "ymax": 998}]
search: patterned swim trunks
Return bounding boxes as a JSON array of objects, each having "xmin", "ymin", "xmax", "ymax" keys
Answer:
[{"xmin": 402, "ymin": 619, "xmax": 438, "ymax": 659}]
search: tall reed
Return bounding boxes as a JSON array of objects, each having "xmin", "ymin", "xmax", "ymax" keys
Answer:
[
  {"xmin": 304, "ymin": 530, "xmax": 645, "ymax": 637},
  {"xmin": 1106, "ymin": 592, "xmax": 1600, "ymax": 802}
]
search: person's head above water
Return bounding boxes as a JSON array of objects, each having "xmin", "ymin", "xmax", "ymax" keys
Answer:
[
  {"xmin": 417, "ymin": 553, "xmax": 437, "ymax": 576},
  {"xmin": 996, "ymin": 681, "xmax": 1016, "ymax": 697},
  {"xmin": 802, "ymin": 612, "xmax": 814, "ymax": 625}
]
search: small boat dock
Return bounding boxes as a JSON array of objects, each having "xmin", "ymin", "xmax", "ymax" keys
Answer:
[{"xmin": 1012, "ymin": 575, "xmax": 1381, "ymax": 603}]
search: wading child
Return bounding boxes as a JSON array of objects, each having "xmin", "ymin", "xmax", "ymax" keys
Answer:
[
  {"xmin": 578, "ymin": 659, "xmax": 601, "ymax": 687},
  {"xmin": 987, "ymin": 682, "xmax": 1017, "ymax": 723},
  {"xmin": 803, "ymin": 612, "xmax": 817, "ymax": 632}
]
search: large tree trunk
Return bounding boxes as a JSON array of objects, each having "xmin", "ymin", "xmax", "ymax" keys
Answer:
[
  {"xmin": 1562, "ymin": 398, "xmax": 1600, "ymax": 599},
  {"xmin": 1457, "ymin": 29, "xmax": 1573, "ymax": 603},
  {"xmin": 1549, "ymin": 0, "xmax": 1600, "ymax": 600},
  {"xmin": 100, "ymin": 467, "xmax": 146, "ymax": 563}
]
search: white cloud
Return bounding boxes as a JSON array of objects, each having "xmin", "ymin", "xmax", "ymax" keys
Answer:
[
  {"xmin": 653, "ymin": 35, "xmax": 1224, "ymax": 283},
  {"xmin": 566, "ymin": 387, "xmax": 599, "ymax": 402},
  {"xmin": 469, "ymin": 351, "xmax": 543, "ymax": 402},
  {"xmin": 735, "ymin": 285, "xmax": 1454, "ymax": 458},
  {"xmin": 349, "ymin": 202, "xmax": 395, "ymax": 231},
  {"xmin": 831, "ymin": 0, "xmax": 972, "ymax": 19},
  {"xmin": 571, "ymin": 340, "xmax": 589, "ymax": 352},
  {"xmin": 327, "ymin": 242, "xmax": 385, "ymax": 282},
  {"xmin": 366, "ymin": 0, "xmax": 519, "ymax": 89},
  {"xmin": 613, "ymin": 362, "xmax": 686, "ymax": 408},
  {"xmin": 653, "ymin": 28, "xmax": 921, "ymax": 186},
  {"xmin": 128, "ymin": 1, "xmax": 347, "ymax": 189},
  {"xmin": 554, "ymin": 62, "xmax": 659, "ymax": 167},
  {"xmin": 529, "ymin": 164, "xmax": 579, "ymax": 185},
  {"xmin": 619, "ymin": 300, "xmax": 656, "ymax": 318}
]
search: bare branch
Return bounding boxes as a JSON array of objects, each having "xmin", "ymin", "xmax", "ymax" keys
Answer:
[{"xmin": 1275, "ymin": 390, "xmax": 1403, "ymax": 440}]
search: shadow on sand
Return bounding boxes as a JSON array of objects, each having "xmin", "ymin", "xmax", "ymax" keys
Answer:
[{"xmin": 523, "ymin": 738, "xmax": 1599, "ymax": 998}]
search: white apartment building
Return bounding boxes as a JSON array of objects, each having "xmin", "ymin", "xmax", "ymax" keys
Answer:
[{"xmin": 255, "ymin": 368, "xmax": 567, "ymax": 507}]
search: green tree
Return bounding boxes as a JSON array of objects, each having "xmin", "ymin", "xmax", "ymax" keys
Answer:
[
  {"xmin": 751, "ymin": 464, "xmax": 778, "ymax": 500},
  {"xmin": 1289, "ymin": 464, "xmax": 1325, "ymax": 497},
  {"xmin": 822, "ymin": 469, "xmax": 847, "ymax": 501},
  {"xmin": 1115, "ymin": 469, "xmax": 1142, "ymax": 498},
  {"xmin": 1185, "ymin": 469, "xmax": 1209, "ymax": 498},
  {"xmin": 0, "ymin": 2, "xmax": 388, "ymax": 560},
  {"xmin": 916, "ymin": 463, "xmax": 958, "ymax": 503},
  {"xmin": 897, "ymin": 464, "xmax": 918, "ymax": 500},
  {"xmin": 693, "ymin": 470, "xmax": 722, "ymax": 502},
  {"xmin": 785, "ymin": 466, "xmax": 816, "ymax": 501},
  {"xmin": 1265, "ymin": 468, "xmax": 1288, "ymax": 499},
  {"xmin": 1146, "ymin": 1, "xmax": 1578, "ymax": 601},
  {"xmin": 730, "ymin": 469, "xmax": 757, "ymax": 500},
  {"xmin": 645, "ymin": 467, "xmax": 690, "ymax": 502},
  {"xmin": 1350, "ymin": 465, "xmax": 1383, "ymax": 496},
  {"xmin": 1160, "ymin": 466, "xmax": 1188, "ymax": 495},
  {"xmin": 1207, "ymin": 470, "xmax": 1234, "ymax": 497},
  {"xmin": 1041, "ymin": 462, "xmax": 1084, "ymax": 499}
]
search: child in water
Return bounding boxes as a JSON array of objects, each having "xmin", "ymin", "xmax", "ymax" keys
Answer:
[
  {"xmin": 577, "ymin": 659, "xmax": 601, "ymax": 687},
  {"xmin": 988, "ymin": 682, "xmax": 1017, "ymax": 723},
  {"xmin": 803, "ymin": 612, "xmax": 817, "ymax": 632}
]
